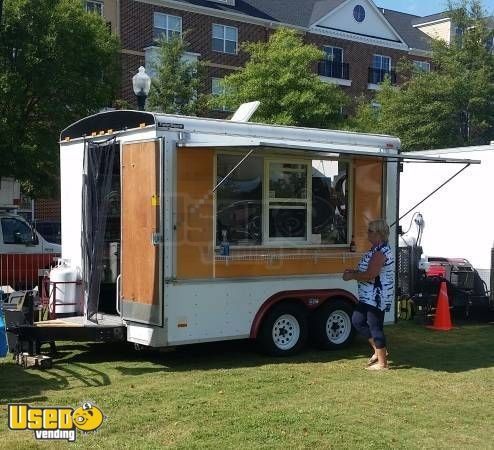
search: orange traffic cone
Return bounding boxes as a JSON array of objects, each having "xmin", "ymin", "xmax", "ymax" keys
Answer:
[{"xmin": 428, "ymin": 281, "xmax": 453, "ymax": 331}]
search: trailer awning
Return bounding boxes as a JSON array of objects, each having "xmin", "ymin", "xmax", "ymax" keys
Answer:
[
  {"xmin": 179, "ymin": 139, "xmax": 481, "ymax": 164},
  {"xmin": 182, "ymin": 137, "xmax": 481, "ymax": 224}
]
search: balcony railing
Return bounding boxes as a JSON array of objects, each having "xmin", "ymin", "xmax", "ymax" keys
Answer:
[
  {"xmin": 318, "ymin": 60, "xmax": 350, "ymax": 80},
  {"xmin": 368, "ymin": 67, "xmax": 397, "ymax": 84}
]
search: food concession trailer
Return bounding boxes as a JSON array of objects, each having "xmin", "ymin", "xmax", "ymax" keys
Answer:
[{"xmin": 5, "ymin": 109, "xmax": 479, "ymax": 358}]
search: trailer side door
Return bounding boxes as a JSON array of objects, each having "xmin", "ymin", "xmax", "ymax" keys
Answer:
[{"xmin": 121, "ymin": 139, "xmax": 163, "ymax": 326}]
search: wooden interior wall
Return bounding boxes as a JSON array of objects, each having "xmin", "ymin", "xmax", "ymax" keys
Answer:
[
  {"xmin": 121, "ymin": 141, "xmax": 159, "ymax": 304},
  {"xmin": 176, "ymin": 149, "xmax": 383, "ymax": 280},
  {"xmin": 352, "ymin": 159, "xmax": 384, "ymax": 251},
  {"xmin": 176, "ymin": 148, "xmax": 215, "ymax": 278}
]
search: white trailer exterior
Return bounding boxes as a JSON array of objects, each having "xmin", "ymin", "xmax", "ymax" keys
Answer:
[
  {"xmin": 399, "ymin": 144, "xmax": 494, "ymax": 284},
  {"xmin": 49, "ymin": 110, "xmax": 477, "ymax": 355}
]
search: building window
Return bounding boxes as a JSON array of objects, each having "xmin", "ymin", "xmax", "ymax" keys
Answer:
[
  {"xmin": 211, "ymin": 78, "xmax": 224, "ymax": 96},
  {"xmin": 153, "ymin": 13, "xmax": 182, "ymax": 41},
  {"xmin": 212, "ymin": 24, "xmax": 238, "ymax": 54},
  {"xmin": 86, "ymin": 0, "xmax": 103, "ymax": 15},
  {"xmin": 413, "ymin": 60, "xmax": 431, "ymax": 72},
  {"xmin": 369, "ymin": 54, "xmax": 395, "ymax": 84},
  {"xmin": 211, "ymin": 77, "xmax": 224, "ymax": 103},
  {"xmin": 144, "ymin": 47, "xmax": 160, "ymax": 78},
  {"xmin": 212, "ymin": 78, "xmax": 232, "ymax": 111},
  {"xmin": 372, "ymin": 54, "xmax": 391, "ymax": 72},
  {"xmin": 320, "ymin": 46, "xmax": 349, "ymax": 79},
  {"xmin": 145, "ymin": 47, "xmax": 200, "ymax": 78},
  {"xmin": 324, "ymin": 46, "xmax": 343, "ymax": 63},
  {"xmin": 215, "ymin": 154, "xmax": 350, "ymax": 246}
]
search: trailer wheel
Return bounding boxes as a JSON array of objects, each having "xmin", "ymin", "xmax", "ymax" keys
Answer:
[
  {"xmin": 258, "ymin": 303, "xmax": 308, "ymax": 356},
  {"xmin": 310, "ymin": 300, "xmax": 354, "ymax": 350}
]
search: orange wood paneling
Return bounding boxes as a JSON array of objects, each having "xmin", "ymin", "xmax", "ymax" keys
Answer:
[
  {"xmin": 177, "ymin": 148, "xmax": 215, "ymax": 279},
  {"xmin": 176, "ymin": 150, "xmax": 383, "ymax": 280},
  {"xmin": 121, "ymin": 141, "xmax": 160, "ymax": 305},
  {"xmin": 352, "ymin": 159, "xmax": 383, "ymax": 252},
  {"xmin": 214, "ymin": 251, "xmax": 362, "ymax": 278}
]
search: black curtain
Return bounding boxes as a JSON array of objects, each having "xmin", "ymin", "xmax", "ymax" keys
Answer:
[{"xmin": 82, "ymin": 138, "xmax": 117, "ymax": 322}]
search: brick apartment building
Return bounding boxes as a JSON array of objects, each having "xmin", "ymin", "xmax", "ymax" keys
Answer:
[
  {"xmin": 28, "ymin": 0, "xmax": 452, "ymax": 222},
  {"xmin": 89, "ymin": 0, "xmax": 453, "ymax": 110}
]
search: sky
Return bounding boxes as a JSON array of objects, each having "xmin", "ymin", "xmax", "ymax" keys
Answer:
[{"xmin": 376, "ymin": 0, "xmax": 494, "ymax": 16}]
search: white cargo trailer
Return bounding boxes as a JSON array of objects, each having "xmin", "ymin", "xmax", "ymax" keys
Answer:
[{"xmin": 399, "ymin": 144, "xmax": 494, "ymax": 286}]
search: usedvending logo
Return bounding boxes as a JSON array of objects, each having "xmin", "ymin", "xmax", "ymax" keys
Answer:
[{"xmin": 8, "ymin": 402, "xmax": 105, "ymax": 442}]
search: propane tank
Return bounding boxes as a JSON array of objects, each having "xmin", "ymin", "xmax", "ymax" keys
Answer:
[{"xmin": 49, "ymin": 261, "xmax": 80, "ymax": 316}]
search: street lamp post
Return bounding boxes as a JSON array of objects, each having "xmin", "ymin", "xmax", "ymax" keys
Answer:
[{"xmin": 132, "ymin": 66, "xmax": 151, "ymax": 111}]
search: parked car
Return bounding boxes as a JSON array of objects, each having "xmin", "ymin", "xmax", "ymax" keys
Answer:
[{"xmin": 34, "ymin": 221, "xmax": 61, "ymax": 244}]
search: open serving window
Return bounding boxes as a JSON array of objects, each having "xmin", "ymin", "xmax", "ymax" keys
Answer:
[
  {"xmin": 215, "ymin": 152, "xmax": 350, "ymax": 248},
  {"xmin": 178, "ymin": 136, "xmax": 479, "ymax": 272}
]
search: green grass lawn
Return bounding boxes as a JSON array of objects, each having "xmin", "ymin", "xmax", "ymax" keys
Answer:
[{"xmin": 1, "ymin": 321, "xmax": 493, "ymax": 449}]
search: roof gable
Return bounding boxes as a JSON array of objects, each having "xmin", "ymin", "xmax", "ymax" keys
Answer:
[
  {"xmin": 162, "ymin": 0, "xmax": 434, "ymax": 51},
  {"xmin": 311, "ymin": 0, "xmax": 404, "ymax": 43},
  {"xmin": 411, "ymin": 12, "xmax": 450, "ymax": 27}
]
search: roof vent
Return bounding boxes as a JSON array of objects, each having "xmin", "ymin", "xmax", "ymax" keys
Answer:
[{"xmin": 230, "ymin": 101, "xmax": 260, "ymax": 122}]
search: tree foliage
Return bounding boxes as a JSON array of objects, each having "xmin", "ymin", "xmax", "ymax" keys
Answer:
[
  {"xmin": 147, "ymin": 35, "xmax": 206, "ymax": 115},
  {"xmin": 352, "ymin": 0, "xmax": 494, "ymax": 150},
  {"xmin": 0, "ymin": 0, "xmax": 120, "ymax": 196},
  {"xmin": 212, "ymin": 28, "xmax": 347, "ymax": 128}
]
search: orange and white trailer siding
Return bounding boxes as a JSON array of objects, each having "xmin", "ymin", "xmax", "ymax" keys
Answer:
[{"xmin": 59, "ymin": 111, "xmax": 402, "ymax": 350}]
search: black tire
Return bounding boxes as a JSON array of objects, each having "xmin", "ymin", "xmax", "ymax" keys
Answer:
[
  {"xmin": 310, "ymin": 299, "xmax": 355, "ymax": 350},
  {"xmin": 257, "ymin": 302, "xmax": 308, "ymax": 356}
]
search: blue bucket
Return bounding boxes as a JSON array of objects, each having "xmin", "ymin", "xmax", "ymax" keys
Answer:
[{"xmin": 0, "ymin": 302, "xmax": 8, "ymax": 358}]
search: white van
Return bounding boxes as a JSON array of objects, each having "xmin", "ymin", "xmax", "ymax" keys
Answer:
[{"xmin": 0, "ymin": 210, "xmax": 61, "ymax": 290}]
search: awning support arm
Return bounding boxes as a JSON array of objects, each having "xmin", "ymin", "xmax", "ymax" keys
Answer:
[
  {"xmin": 188, "ymin": 148, "xmax": 257, "ymax": 216},
  {"xmin": 211, "ymin": 148, "xmax": 255, "ymax": 194},
  {"xmin": 392, "ymin": 163, "xmax": 470, "ymax": 227}
]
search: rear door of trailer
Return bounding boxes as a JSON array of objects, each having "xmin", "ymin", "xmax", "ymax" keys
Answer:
[{"xmin": 120, "ymin": 138, "xmax": 164, "ymax": 326}]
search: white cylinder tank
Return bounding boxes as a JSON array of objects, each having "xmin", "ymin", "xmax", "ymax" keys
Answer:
[{"xmin": 49, "ymin": 263, "xmax": 80, "ymax": 315}]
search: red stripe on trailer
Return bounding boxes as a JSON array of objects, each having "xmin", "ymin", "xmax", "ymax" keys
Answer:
[{"xmin": 249, "ymin": 289, "xmax": 358, "ymax": 338}]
